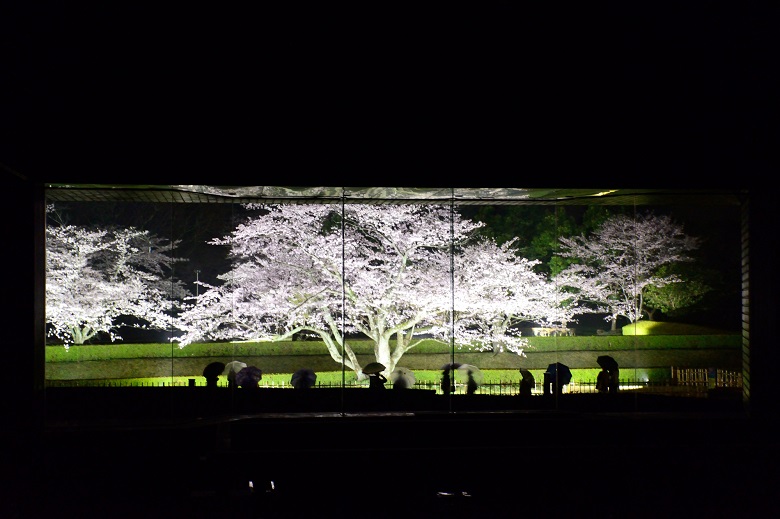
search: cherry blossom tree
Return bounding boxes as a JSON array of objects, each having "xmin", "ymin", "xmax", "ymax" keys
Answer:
[
  {"xmin": 434, "ymin": 238, "xmax": 580, "ymax": 356},
  {"xmin": 174, "ymin": 204, "xmax": 565, "ymax": 378},
  {"xmin": 46, "ymin": 223, "xmax": 188, "ymax": 347},
  {"xmin": 553, "ymin": 211, "xmax": 700, "ymax": 331}
]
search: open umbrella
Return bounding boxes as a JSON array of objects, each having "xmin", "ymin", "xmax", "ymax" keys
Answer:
[
  {"xmin": 597, "ymin": 355, "xmax": 619, "ymax": 372},
  {"xmin": 290, "ymin": 368, "xmax": 317, "ymax": 389},
  {"xmin": 456, "ymin": 364, "xmax": 484, "ymax": 386},
  {"xmin": 202, "ymin": 361, "xmax": 226, "ymax": 379},
  {"xmin": 362, "ymin": 362, "xmax": 386, "ymax": 374},
  {"xmin": 390, "ymin": 367, "xmax": 416, "ymax": 389},
  {"xmin": 545, "ymin": 362, "xmax": 572, "ymax": 385},
  {"xmin": 202, "ymin": 361, "xmax": 226, "ymax": 387},
  {"xmin": 235, "ymin": 366, "xmax": 262, "ymax": 388},
  {"xmin": 519, "ymin": 368, "xmax": 535, "ymax": 396},
  {"xmin": 439, "ymin": 363, "xmax": 460, "ymax": 395},
  {"xmin": 225, "ymin": 360, "xmax": 248, "ymax": 386},
  {"xmin": 456, "ymin": 364, "xmax": 484, "ymax": 394}
]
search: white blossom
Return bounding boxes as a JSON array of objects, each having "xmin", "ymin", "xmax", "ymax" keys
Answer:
[
  {"xmin": 176, "ymin": 204, "xmax": 565, "ymax": 378},
  {"xmin": 553, "ymin": 212, "xmax": 700, "ymax": 330},
  {"xmin": 46, "ymin": 224, "xmax": 187, "ymax": 347}
]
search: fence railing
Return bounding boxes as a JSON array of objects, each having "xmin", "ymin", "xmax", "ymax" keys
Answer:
[
  {"xmin": 671, "ymin": 367, "xmax": 743, "ymax": 388},
  {"xmin": 47, "ymin": 367, "xmax": 744, "ymax": 397}
]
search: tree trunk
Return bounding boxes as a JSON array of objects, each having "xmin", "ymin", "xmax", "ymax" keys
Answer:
[{"xmin": 375, "ymin": 335, "xmax": 394, "ymax": 376}]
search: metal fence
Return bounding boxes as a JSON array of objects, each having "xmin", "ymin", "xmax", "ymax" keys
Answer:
[{"xmin": 46, "ymin": 367, "xmax": 743, "ymax": 396}]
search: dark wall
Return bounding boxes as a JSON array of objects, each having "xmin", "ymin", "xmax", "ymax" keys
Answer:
[{"xmin": 3, "ymin": 3, "xmax": 777, "ymax": 516}]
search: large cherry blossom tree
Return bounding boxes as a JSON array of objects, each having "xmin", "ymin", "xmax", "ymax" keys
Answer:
[
  {"xmin": 552, "ymin": 211, "xmax": 701, "ymax": 331},
  {"xmin": 437, "ymin": 237, "xmax": 580, "ymax": 355},
  {"xmin": 174, "ymin": 204, "xmax": 566, "ymax": 377},
  {"xmin": 46, "ymin": 223, "xmax": 188, "ymax": 347}
]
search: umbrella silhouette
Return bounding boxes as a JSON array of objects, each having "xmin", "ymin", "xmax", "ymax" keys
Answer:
[
  {"xmin": 439, "ymin": 363, "xmax": 461, "ymax": 394},
  {"xmin": 362, "ymin": 362, "xmax": 386, "ymax": 374},
  {"xmin": 390, "ymin": 367, "xmax": 416, "ymax": 389},
  {"xmin": 235, "ymin": 366, "xmax": 262, "ymax": 388},
  {"xmin": 519, "ymin": 368, "xmax": 535, "ymax": 396},
  {"xmin": 290, "ymin": 368, "xmax": 317, "ymax": 389},
  {"xmin": 456, "ymin": 364, "xmax": 484, "ymax": 386},
  {"xmin": 545, "ymin": 362, "xmax": 573, "ymax": 385},
  {"xmin": 225, "ymin": 360, "xmax": 247, "ymax": 387},
  {"xmin": 597, "ymin": 355, "xmax": 619, "ymax": 372},
  {"xmin": 456, "ymin": 364, "xmax": 483, "ymax": 394},
  {"xmin": 202, "ymin": 361, "xmax": 226, "ymax": 379},
  {"xmin": 202, "ymin": 361, "xmax": 226, "ymax": 387}
]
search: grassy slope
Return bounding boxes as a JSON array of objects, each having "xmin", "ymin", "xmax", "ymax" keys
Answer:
[
  {"xmin": 46, "ymin": 322, "xmax": 739, "ymax": 362},
  {"xmin": 45, "ymin": 321, "xmax": 740, "ymax": 384}
]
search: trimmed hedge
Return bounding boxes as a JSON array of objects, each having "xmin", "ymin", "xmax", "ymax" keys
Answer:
[
  {"xmin": 46, "ymin": 339, "xmax": 439, "ymax": 362},
  {"xmin": 524, "ymin": 335, "xmax": 740, "ymax": 351},
  {"xmin": 46, "ymin": 334, "xmax": 740, "ymax": 363}
]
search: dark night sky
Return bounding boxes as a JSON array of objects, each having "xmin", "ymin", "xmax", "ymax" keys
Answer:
[{"xmin": 1, "ymin": 2, "xmax": 774, "ymax": 188}]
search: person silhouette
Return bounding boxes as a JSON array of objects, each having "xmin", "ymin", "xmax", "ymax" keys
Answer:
[
  {"xmin": 543, "ymin": 363, "xmax": 569, "ymax": 396},
  {"xmin": 368, "ymin": 372, "xmax": 387, "ymax": 390},
  {"xmin": 519, "ymin": 369, "xmax": 535, "ymax": 397},
  {"xmin": 543, "ymin": 370, "xmax": 564, "ymax": 396},
  {"xmin": 596, "ymin": 368, "xmax": 610, "ymax": 393},
  {"xmin": 608, "ymin": 367, "xmax": 620, "ymax": 394},
  {"xmin": 466, "ymin": 370, "xmax": 478, "ymax": 395},
  {"xmin": 441, "ymin": 369, "xmax": 453, "ymax": 395}
]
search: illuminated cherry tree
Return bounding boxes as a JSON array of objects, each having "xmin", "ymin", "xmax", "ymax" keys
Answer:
[
  {"xmin": 175, "ymin": 204, "xmax": 565, "ymax": 378},
  {"xmin": 46, "ymin": 224, "xmax": 188, "ymax": 347},
  {"xmin": 441, "ymin": 238, "xmax": 581, "ymax": 356},
  {"xmin": 553, "ymin": 212, "xmax": 700, "ymax": 331}
]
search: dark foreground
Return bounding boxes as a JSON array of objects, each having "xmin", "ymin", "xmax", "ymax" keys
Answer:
[{"xmin": 6, "ymin": 390, "xmax": 778, "ymax": 518}]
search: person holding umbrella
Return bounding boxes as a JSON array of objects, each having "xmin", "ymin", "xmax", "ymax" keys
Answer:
[
  {"xmin": 290, "ymin": 368, "xmax": 317, "ymax": 389},
  {"xmin": 235, "ymin": 366, "xmax": 262, "ymax": 388},
  {"xmin": 363, "ymin": 362, "xmax": 387, "ymax": 390},
  {"xmin": 225, "ymin": 360, "xmax": 248, "ymax": 389},
  {"xmin": 368, "ymin": 372, "xmax": 387, "ymax": 390},
  {"xmin": 543, "ymin": 362, "xmax": 572, "ymax": 396},
  {"xmin": 457, "ymin": 364, "xmax": 483, "ymax": 395},
  {"xmin": 519, "ymin": 368, "xmax": 535, "ymax": 397},
  {"xmin": 466, "ymin": 372, "xmax": 479, "ymax": 395},
  {"xmin": 202, "ymin": 361, "xmax": 226, "ymax": 388},
  {"xmin": 596, "ymin": 367, "xmax": 610, "ymax": 393},
  {"xmin": 440, "ymin": 363, "xmax": 461, "ymax": 395},
  {"xmin": 609, "ymin": 369, "xmax": 620, "ymax": 393},
  {"xmin": 390, "ymin": 367, "xmax": 415, "ymax": 389},
  {"xmin": 597, "ymin": 355, "xmax": 620, "ymax": 394}
]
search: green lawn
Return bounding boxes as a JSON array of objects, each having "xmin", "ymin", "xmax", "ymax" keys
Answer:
[{"xmin": 45, "ymin": 321, "xmax": 740, "ymax": 387}]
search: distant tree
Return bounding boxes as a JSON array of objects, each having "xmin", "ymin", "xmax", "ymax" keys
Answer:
[
  {"xmin": 462, "ymin": 205, "xmax": 613, "ymax": 277},
  {"xmin": 46, "ymin": 223, "xmax": 188, "ymax": 347},
  {"xmin": 642, "ymin": 263, "xmax": 714, "ymax": 320},
  {"xmin": 527, "ymin": 209, "xmax": 579, "ymax": 276},
  {"xmin": 175, "ymin": 204, "xmax": 565, "ymax": 378},
  {"xmin": 553, "ymin": 212, "xmax": 700, "ymax": 331}
]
